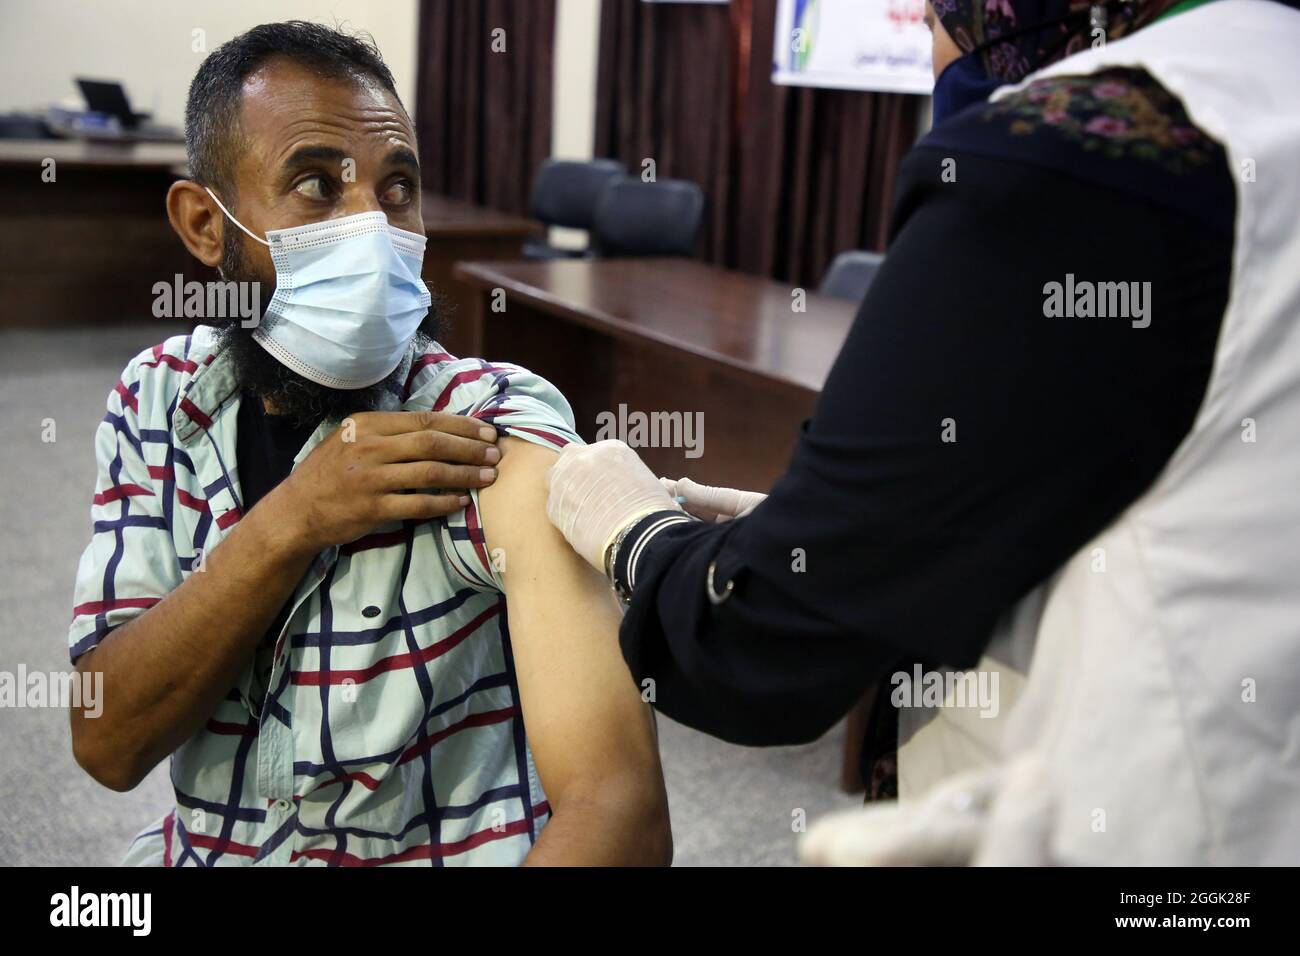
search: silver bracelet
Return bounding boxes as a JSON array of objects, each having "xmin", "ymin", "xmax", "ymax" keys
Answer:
[
  {"xmin": 605, "ymin": 521, "xmax": 638, "ymax": 608},
  {"xmin": 605, "ymin": 513, "xmax": 694, "ymax": 608}
]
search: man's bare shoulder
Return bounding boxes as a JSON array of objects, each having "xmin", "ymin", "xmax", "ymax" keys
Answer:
[{"xmin": 477, "ymin": 436, "xmax": 559, "ymax": 558}]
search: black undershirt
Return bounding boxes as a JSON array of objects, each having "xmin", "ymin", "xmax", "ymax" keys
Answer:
[
  {"xmin": 235, "ymin": 391, "xmax": 319, "ymax": 704},
  {"xmin": 235, "ymin": 390, "xmax": 318, "ymax": 514}
]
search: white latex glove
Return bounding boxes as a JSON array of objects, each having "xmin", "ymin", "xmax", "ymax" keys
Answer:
[
  {"xmin": 799, "ymin": 767, "xmax": 1003, "ymax": 867},
  {"xmin": 970, "ymin": 754, "xmax": 1055, "ymax": 866},
  {"xmin": 659, "ymin": 476, "xmax": 767, "ymax": 523},
  {"xmin": 546, "ymin": 439, "xmax": 682, "ymax": 571},
  {"xmin": 799, "ymin": 756, "xmax": 1057, "ymax": 867}
]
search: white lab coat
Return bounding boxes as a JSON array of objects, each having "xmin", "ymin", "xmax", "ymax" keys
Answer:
[{"xmin": 804, "ymin": 0, "xmax": 1300, "ymax": 866}]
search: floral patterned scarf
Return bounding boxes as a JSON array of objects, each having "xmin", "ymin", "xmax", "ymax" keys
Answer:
[{"xmin": 932, "ymin": 0, "xmax": 1174, "ymax": 82}]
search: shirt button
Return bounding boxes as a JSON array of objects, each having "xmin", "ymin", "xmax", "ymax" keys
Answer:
[
  {"xmin": 362, "ymin": 605, "xmax": 381, "ymax": 618},
  {"xmin": 276, "ymin": 799, "xmax": 291, "ymax": 812}
]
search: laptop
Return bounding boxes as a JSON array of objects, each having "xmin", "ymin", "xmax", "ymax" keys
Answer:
[{"xmin": 75, "ymin": 79, "xmax": 150, "ymax": 129}]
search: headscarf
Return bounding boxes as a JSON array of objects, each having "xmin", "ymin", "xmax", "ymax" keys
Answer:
[
  {"xmin": 931, "ymin": 0, "xmax": 1173, "ymax": 83},
  {"xmin": 922, "ymin": 0, "xmax": 1235, "ymax": 239}
]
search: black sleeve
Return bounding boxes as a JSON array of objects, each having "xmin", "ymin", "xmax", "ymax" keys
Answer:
[{"xmin": 617, "ymin": 146, "xmax": 1233, "ymax": 747}]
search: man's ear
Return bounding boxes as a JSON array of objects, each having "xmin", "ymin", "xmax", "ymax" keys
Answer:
[{"xmin": 166, "ymin": 179, "xmax": 225, "ymax": 268}]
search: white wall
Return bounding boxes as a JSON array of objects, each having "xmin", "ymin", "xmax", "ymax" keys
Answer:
[
  {"xmin": 551, "ymin": 0, "xmax": 601, "ymax": 161},
  {"xmin": 547, "ymin": 0, "xmax": 602, "ymax": 247},
  {"xmin": 0, "ymin": 1, "xmax": 923, "ymax": 188},
  {"xmin": 0, "ymin": 0, "xmax": 420, "ymax": 126}
]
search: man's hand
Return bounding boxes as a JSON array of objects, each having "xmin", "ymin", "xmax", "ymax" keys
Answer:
[{"xmin": 280, "ymin": 410, "xmax": 501, "ymax": 554}]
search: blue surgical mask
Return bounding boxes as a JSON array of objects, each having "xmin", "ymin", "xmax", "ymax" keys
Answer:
[
  {"xmin": 931, "ymin": 52, "xmax": 1007, "ymax": 126},
  {"xmin": 206, "ymin": 187, "xmax": 432, "ymax": 389}
]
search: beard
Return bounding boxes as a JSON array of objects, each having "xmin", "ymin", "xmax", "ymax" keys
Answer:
[{"xmin": 213, "ymin": 226, "xmax": 448, "ymax": 428}]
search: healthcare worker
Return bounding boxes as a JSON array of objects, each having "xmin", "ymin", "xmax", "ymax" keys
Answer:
[{"xmin": 546, "ymin": 0, "xmax": 1300, "ymax": 864}]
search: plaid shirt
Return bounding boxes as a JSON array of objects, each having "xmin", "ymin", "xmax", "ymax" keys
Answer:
[{"xmin": 68, "ymin": 326, "xmax": 580, "ymax": 866}]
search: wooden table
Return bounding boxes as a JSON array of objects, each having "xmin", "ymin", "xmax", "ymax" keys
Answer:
[
  {"xmin": 0, "ymin": 140, "xmax": 197, "ymax": 326},
  {"xmin": 452, "ymin": 257, "xmax": 859, "ymax": 493},
  {"xmin": 0, "ymin": 143, "xmax": 539, "ymax": 332},
  {"xmin": 420, "ymin": 195, "xmax": 540, "ymax": 359},
  {"xmin": 0, "ymin": 139, "xmax": 188, "ymax": 170}
]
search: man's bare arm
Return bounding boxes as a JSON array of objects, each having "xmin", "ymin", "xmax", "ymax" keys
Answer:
[
  {"xmin": 479, "ymin": 438, "xmax": 672, "ymax": 866},
  {"xmin": 70, "ymin": 410, "xmax": 498, "ymax": 791}
]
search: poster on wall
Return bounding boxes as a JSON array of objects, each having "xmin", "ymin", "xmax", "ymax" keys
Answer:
[{"xmin": 772, "ymin": 0, "xmax": 934, "ymax": 95}]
